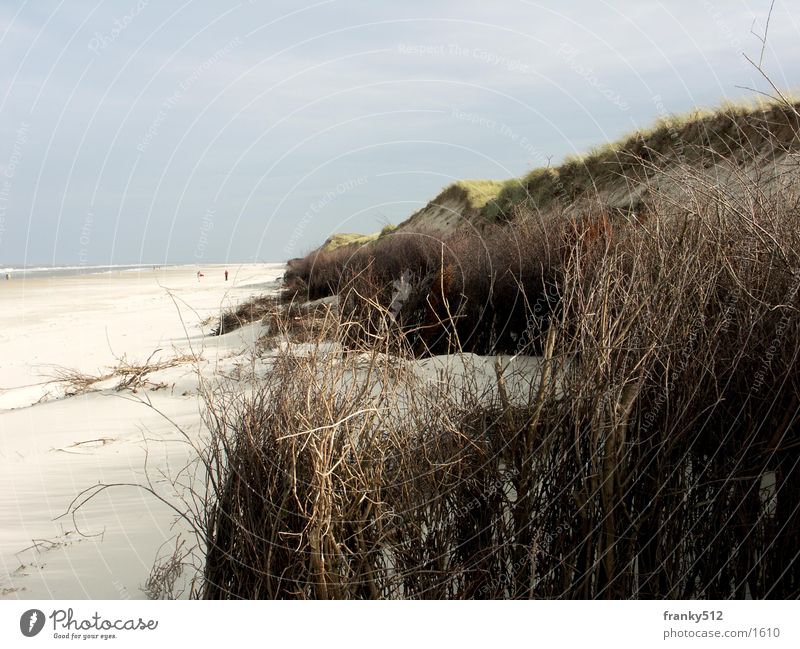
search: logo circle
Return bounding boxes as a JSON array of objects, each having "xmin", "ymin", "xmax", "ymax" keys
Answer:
[{"xmin": 20, "ymin": 609, "xmax": 45, "ymax": 637}]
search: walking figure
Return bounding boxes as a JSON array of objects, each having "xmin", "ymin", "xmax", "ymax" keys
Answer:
[{"xmin": 224, "ymin": 269, "xmax": 229, "ymax": 281}]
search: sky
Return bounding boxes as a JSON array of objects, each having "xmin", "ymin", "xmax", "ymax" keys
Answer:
[{"xmin": 0, "ymin": 0, "xmax": 797, "ymax": 266}]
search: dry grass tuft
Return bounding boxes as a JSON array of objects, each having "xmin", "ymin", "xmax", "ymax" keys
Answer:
[
  {"xmin": 143, "ymin": 537, "xmax": 192, "ymax": 600},
  {"xmin": 47, "ymin": 350, "xmax": 196, "ymax": 397}
]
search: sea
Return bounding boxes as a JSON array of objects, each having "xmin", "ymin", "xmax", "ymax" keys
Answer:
[{"xmin": 0, "ymin": 263, "xmax": 183, "ymax": 280}]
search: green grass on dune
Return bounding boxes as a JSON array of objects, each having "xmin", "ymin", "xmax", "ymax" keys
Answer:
[
  {"xmin": 454, "ymin": 179, "xmax": 508, "ymax": 208},
  {"xmin": 320, "ymin": 232, "xmax": 380, "ymax": 251},
  {"xmin": 317, "ymin": 95, "xmax": 800, "ymax": 244},
  {"xmin": 482, "ymin": 95, "xmax": 800, "ymax": 220},
  {"xmin": 319, "ymin": 224, "xmax": 398, "ymax": 252}
]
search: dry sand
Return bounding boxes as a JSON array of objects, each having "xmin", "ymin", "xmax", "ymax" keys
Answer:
[
  {"xmin": 0, "ymin": 263, "xmax": 284, "ymax": 599},
  {"xmin": 0, "ymin": 262, "xmax": 545, "ymax": 600}
]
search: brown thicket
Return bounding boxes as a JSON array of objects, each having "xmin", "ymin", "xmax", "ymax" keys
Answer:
[{"xmin": 196, "ymin": 148, "xmax": 800, "ymax": 597}]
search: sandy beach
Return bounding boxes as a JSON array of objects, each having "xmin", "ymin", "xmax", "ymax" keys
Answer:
[
  {"xmin": 0, "ymin": 262, "xmax": 540, "ymax": 599},
  {"xmin": 0, "ymin": 263, "xmax": 284, "ymax": 599}
]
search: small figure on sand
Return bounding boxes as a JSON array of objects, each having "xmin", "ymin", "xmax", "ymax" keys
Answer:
[
  {"xmin": 4, "ymin": 273, "xmax": 9, "ymax": 280},
  {"xmin": 196, "ymin": 270, "xmax": 204, "ymax": 282},
  {"xmin": 224, "ymin": 269, "xmax": 229, "ymax": 281}
]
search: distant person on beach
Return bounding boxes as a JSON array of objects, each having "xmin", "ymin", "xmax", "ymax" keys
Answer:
[
  {"xmin": 197, "ymin": 270, "xmax": 204, "ymax": 281},
  {"xmin": 224, "ymin": 269, "xmax": 229, "ymax": 281},
  {"xmin": 4, "ymin": 273, "xmax": 9, "ymax": 280}
]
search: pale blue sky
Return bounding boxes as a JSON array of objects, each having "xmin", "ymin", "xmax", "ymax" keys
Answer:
[{"xmin": 0, "ymin": 0, "xmax": 797, "ymax": 266}]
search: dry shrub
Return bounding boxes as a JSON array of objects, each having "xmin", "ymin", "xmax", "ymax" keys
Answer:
[
  {"xmin": 111, "ymin": 351, "xmax": 195, "ymax": 391},
  {"xmin": 287, "ymin": 224, "xmax": 561, "ymax": 357},
  {"xmin": 46, "ymin": 350, "xmax": 196, "ymax": 396},
  {"xmin": 47, "ymin": 366, "xmax": 113, "ymax": 397},
  {"xmin": 198, "ymin": 333, "xmax": 546, "ymax": 599},
  {"xmin": 144, "ymin": 537, "xmax": 193, "ymax": 599},
  {"xmin": 530, "ymin": 168, "xmax": 800, "ymax": 598},
  {"xmin": 213, "ymin": 295, "xmax": 281, "ymax": 335},
  {"xmin": 191, "ymin": 160, "xmax": 800, "ymax": 598}
]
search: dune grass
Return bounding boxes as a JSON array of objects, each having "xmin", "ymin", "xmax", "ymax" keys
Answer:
[
  {"xmin": 320, "ymin": 232, "xmax": 381, "ymax": 251},
  {"xmin": 455, "ymin": 179, "xmax": 508, "ymax": 208},
  {"xmin": 482, "ymin": 95, "xmax": 800, "ymax": 221}
]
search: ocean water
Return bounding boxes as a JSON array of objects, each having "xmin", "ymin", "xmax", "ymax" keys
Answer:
[{"xmin": 0, "ymin": 263, "xmax": 178, "ymax": 279}]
